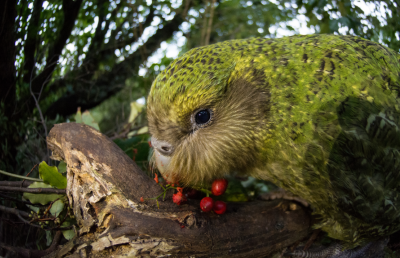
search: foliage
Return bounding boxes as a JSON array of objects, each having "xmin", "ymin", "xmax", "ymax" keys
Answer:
[
  {"xmin": 38, "ymin": 161, "xmax": 67, "ymax": 189},
  {"xmin": 2, "ymin": 0, "xmax": 197, "ymax": 175},
  {"xmin": 113, "ymin": 134, "xmax": 152, "ymax": 171},
  {"xmin": 184, "ymin": 0, "xmax": 399, "ymax": 51},
  {"xmin": 23, "ymin": 182, "xmax": 64, "ymax": 205},
  {"xmin": 1, "ymin": 0, "xmax": 398, "ymax": 176},
  {"xmin": 295, "ymin": 0, "xmax": 400, "ymax": 51},
  {"xmin": 74, "ymin": 108, "xmax": 101, "ymax": 131},
  {"xmin": 0, "ymin": 0, "xmax": 398, "ymax": 254},
  {"xmin": 184, "ymin": 0, "xmax": 295, "ymax": 49},
  {"xmin": 22, "ymin": 163, "xmax": 76, "ymax": 244}
]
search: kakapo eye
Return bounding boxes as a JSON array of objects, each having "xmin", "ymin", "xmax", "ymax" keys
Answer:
[{"xmin": 195, "ymin": 109, "xmax": 211, "ymax": 125}]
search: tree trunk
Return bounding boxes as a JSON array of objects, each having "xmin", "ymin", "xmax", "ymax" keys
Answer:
[
  {"xmin": 0, "ymin": 0, "xmax": 16, "ymax": 111},
  {"xmin": 45, "ymin": 123, "xmax": 311, "ymax": 257},
  {"xmin": 0, "ymin": 0, "xmax": 18, "ymax": 176}
]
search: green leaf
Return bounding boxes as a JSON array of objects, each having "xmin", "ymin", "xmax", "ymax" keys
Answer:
[
  {"xmin": 23, "ymin": 182, "xmax": 64, "ymax": 205},
  {"xmin": 27, "ymin": 204, "xmax": 40, "ymax": 213},
  {"xmin": 61, "ymin": 220, "xmax": 76, "ymax": 240},
  {"xmin": 50, "ymin": 199, "xmax": 65, "ymax": 217},
  {"xmin": 81, "ymin": 110, "xmax": 100, "ymax": 131},
  {"xmin": 62, "ymin": 229, "xmax": 75, "ymax": 240},
  {"xmin": 128, "ymin": 101, "xmax": 144, "ymax": 123},
  {"xmin": 39, "ymin": 161, "xmax": 67, "ymax": 189},
  {"xmin": 74, "ymin": 109, "xmax": 82, "ymax": 123},
  {"xmin": 58, "ymin": 161, "xmax": 67, "ymax": 173},
  {"xmin": 74, "ymin": 109, "xmax": 100, "ymax": 131},
  {"xmin": 46, "ymin": 231, "xmax": 53, "ymax": 246},
  {"xmin": 286, "ymin": 25, "xmax": 295, "ymax": 31}
]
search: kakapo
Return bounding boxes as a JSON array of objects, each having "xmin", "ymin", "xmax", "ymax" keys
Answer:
[{"xmin": 147, "ymin": 34, "xmax": 400, "ymax": 257}]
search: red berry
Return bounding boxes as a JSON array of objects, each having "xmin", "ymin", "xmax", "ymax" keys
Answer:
[
  {"xmin": 140, "ymin": 197, "xmax": 144, "ymax": 202},
  {"xmin": 211, "ymin": 178, "xmax": 228, "ymax": 196},
  {"xmin": 172, "ymin": 192, "xmax": 186, "ymax": 205},
  {"xmin": 213, "ymin": 201, "xmax": 227, "ymax": 215},
  {"xmin": 200, "ymin": 197, "xmax": 214, "ymax": 212}
]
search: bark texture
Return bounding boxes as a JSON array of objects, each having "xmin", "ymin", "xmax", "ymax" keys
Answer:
[
  {"xmin": 0, "ymin": 0, "xmax": 17, "ymax": 110},
  {"xmin": 45, "ymin": 123, "xmax": 311, "ymax": 257}
]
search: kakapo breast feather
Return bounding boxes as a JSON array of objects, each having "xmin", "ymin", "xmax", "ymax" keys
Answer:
[{"xmin": 147, "ymin": 34, "xmax": 400, "ymax": 248}]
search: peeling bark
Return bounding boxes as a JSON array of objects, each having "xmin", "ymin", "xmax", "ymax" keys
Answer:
[{"xmin": 45, "ymin": 123, "xmax": 312, "ymax": 257}]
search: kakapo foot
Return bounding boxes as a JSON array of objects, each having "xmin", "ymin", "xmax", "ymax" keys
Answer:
[
  {"xmin": 260, "ymin": 188, "xmax": 309, "ymax": 207},
  {"xmin": 285, "ymin": 238, "xmax": 389, "ymax": 258}
]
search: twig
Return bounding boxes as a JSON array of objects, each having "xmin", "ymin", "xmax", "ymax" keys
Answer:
[
  {"xmin": 57, "ymin": 208, "xmax": 70, "ymax": 228},
  {"xmin": 0, "ymin": 192, "xmax": 47, "ymax": 206},
  {"xmin": 16, "ymin": 211, "xmax": 73, "ymax": 231},
  {"xmin": 0, "ymin": 230, "xmax": 63, "ymax": 258},
  {"xmin": 0, "ymin": 205, "xmax": 30, "ymax": 218},
  {"xmin": 50, "ymin": 230, "xmax": 63, "ymax": 250},
  {"xmin": 200, "ymin": 0, "xmax": 209, "ymax": 45},
  {"xmin": 0, "ymin": 170, "xmax": 43, "ymax": 182},
  {"xmin": 109, "ymin": 125, "xmax": 145, "ymax": 140},
  {"xmin": 22, "ymin": 163, "xmax": 39, "ymax": 186},
  {"xmin": 17, "ymin": 212, "xmax": 42, "ymax": 229},
  {"xmin": 204, "ymin": 0, "xmax": 216, "ymax": 46},
  {"xmin": 5, "ymin": 205, "xmax": 75, "ymax": 231},
  {"xmin": 0, "ymin": 181, "xmax": 33, "ymax": 187},
  {"xmin": 182, "ymin": 0, "xmax": 191, "ymax": 19},
  {"xmin": 43, "ymin": 198, "xmax": 61, "ymax": 216},
  {"xmin": 24, "ymin": 164, "xmax": 38, "ymax": 178},
  {"xmin": 0, "ymin": 186, "xmax": 65, "ymax": 194},
  {"xmin": 29, "ymin": 65, "xmax": 50, "ymax": 165}
]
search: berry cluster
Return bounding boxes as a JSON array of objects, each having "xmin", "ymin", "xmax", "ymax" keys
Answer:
[
  {"xmin": 171, "ymin": 178, "xmax": 228, "ymax": 214},
  {"xmin": 198, "ymin": 178, "xmax": 228, "ymax": 214},
  {"xmin": 145, "ymin": 173, "xmax": 229, "ymax": 215}
]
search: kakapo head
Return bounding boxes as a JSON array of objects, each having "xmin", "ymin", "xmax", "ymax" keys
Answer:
[{"xmin": 147, "ymin": 40, "xmax": 270, "ymax": 185}]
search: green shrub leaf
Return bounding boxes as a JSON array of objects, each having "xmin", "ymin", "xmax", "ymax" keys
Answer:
[
  {"xmin": 23, "ymin": 182, "xmax": 64, "ymax": 205},
  {"xmin": 50, "ymin": 199, "xmax": 65, "ymax": 217},
  {"xmin": 39, "ymin": 161, "xmax": 67, "ymax": 189}
]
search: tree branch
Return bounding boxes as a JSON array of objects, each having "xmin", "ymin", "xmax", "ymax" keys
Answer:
[
  {"xmin": 0, "ymin": 231, "xmax": 62, "ymax": 258},
  {"xmin": 0, "ymin": 205, "xmax": 30, "ymax": 218},
  {"xmin": 80, "ymin": 0, "xmax": 110, "ymax": 72},
  {"xmin": 44, "ymin": 122, "xmax": 312, "ymax": 257},
  {"xmin": 0, "ymin": 181, "xmax": 33, "ymax": 187},
  {"xmin": 0, "ymin": 169, "xmax": 43, "ymax": 181},
  {"xmin": 45, "ymin": 1, "xmax": 193, "ymax": 118},
  {"xmin": 25, "ymin": 0, "xmax": 83, "ymax": 111},
  {"xmin": 82, "ymin": 4, "xmax": 155, "ymax": 73},
  {"xmin": 0, "ymin": 186, "xmax": 66, "ymax": 194},
  {"xmin": 0, "ymin": 0, "xmax": 17, "ymax": 114},
  {"xmin": 22, "ymin": 0, "xmax": 44, "ymax": 86},
  {"xmin": 0, "ymin": 192, "xmax": 46, "ymax": 206}
]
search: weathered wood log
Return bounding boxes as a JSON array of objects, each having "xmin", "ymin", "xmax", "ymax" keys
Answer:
[{"xmin": 45, "ymin": 123, "xmax": 311, "ymax": 257}]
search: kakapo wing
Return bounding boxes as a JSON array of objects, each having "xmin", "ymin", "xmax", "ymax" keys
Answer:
[
  {"xmin": 205, "ymin": 35, "xmax": 400, "ymax": 246},
  {"xmin": 246, "ymin": 35, "xmax": 400, "ymax": 245}
]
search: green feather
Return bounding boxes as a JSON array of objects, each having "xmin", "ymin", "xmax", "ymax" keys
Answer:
[{"xmin": 147, "ymin": 34, "xmax": 400, "ymax": 247}]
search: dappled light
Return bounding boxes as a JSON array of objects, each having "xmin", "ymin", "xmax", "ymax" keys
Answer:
[{"xmin": 0, "ymin": 0, "xmax": 399, "ymax": 256}]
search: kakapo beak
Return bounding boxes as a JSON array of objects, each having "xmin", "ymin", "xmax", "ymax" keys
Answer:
[
  {"xmin": 154, "ymin": 149, "xmax": 171, "ymax": 174},
  {"xmin": 151, "ymin": 137, "xmax": 173, "ymax": 176}
]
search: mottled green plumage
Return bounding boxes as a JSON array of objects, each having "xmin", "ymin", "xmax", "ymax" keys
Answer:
[{"xmin": 147, "ymin": 34, "xmax": 400, "ymax": 248}]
